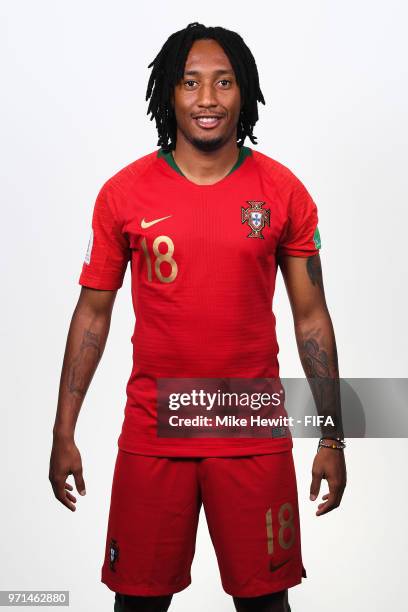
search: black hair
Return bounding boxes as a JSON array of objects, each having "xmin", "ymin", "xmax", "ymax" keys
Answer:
[{"xmin": 145, "ymin": 22, "xmax": 265, "ymax": 151}]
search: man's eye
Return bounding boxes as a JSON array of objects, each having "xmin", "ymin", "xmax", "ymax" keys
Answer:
[
  {"xmin": 184, "ymin": 80, "xmax": 197, "ymax": 87},
  {"xmin": 219, "ymin": 79, "xmax": 232, "ymax": 87}
]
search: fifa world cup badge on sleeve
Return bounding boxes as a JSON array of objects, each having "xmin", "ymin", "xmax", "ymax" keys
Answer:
[
  {"xmin": 313, "ymin": 226, "xmax": 321, "ymax": 249},
  {"xmin": 84, "ymin": 228, "xmax": 94, "ymax": 264}
]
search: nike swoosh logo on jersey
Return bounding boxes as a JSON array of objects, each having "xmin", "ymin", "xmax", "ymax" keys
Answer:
[
  {"xmin": 269, "ymin": 559, "xmax": 290, "ymax": 573},
  {"xmin": 141, "ymin": 215, "xmax": 172, "ymax": 229}
]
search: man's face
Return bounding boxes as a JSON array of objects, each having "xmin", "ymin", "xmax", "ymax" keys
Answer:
[{"xmin": 172, "ymin": 38, "xmax": 242, "ymax": 152}]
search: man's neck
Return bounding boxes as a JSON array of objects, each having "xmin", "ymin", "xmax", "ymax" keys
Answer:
[{"xmin": 172, "ymin": 135, "xmax": 240, "ymax": 185}]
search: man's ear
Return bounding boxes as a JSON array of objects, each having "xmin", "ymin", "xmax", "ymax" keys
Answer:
[{"xmin": 170, "ymin": 88, "xmax": 175, "ymax": 110}]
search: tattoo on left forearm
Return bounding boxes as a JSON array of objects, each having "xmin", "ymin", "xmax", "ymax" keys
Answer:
[
  {"xmin": 297, "ymin": 326, "xmax": 343, "ymax": 438},
  {"xmin": 302, "ymin": 337, "xmax": 329, "ymax": 378}
]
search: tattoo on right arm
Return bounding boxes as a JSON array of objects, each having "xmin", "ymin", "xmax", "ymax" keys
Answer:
[{"xmin": 67, "ymin": 329, "xmax": 102, "ymax": 398}]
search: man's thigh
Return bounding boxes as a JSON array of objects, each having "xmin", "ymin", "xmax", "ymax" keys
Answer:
[
  {"xmin": 233, "ymin": 589, "xmax": 291, "ymax": 612},
  {"xmin": 101, "ymin": 451, "xmax": 201, "ymax": 596},
  {"xmin": 200, "ymin": 451, "xmax": 306, "ymax": 598},
  {"xmin": 114, "ymin": 592, "xmax": 173, "ymax": 612}
]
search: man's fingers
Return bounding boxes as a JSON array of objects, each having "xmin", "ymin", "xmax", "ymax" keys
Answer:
[
  {"xmin": 65, "ymin": 482, "xmax": 73, "ymax": 491},
  {"xmin": 72, "ymin": 469, "xmax": 86, "ymax": 496},
  {"xmin": 59, "ymin": 495, "xmax": 76, "ymax": 512},
  {"xmin": 316, "ymin": 492, "xmax": 340, "ymax": 516},
  {"xmin": 57, "ymin": 484, "xmax": 76, "ymax": 511},
  {"xmin": 50, "ymin": 476, "xmax": 77, "ymax": 512},
  {"xmin": 309, "ymin": 471, "xmax": 322, "ymax": 501},
  {"xmin": 315, "ymin": 482, "xmax": 345, "ymax": 516},
  {"xmin": 66, "ymin": 491, "xmax": 77, "ymax": 504}
]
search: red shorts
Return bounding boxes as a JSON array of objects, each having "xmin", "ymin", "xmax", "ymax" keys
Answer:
[{"xmin": 101, "ymin": 450, "xmax": 307, "ymax": 598}]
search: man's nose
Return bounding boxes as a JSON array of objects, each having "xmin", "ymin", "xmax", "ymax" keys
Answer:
[{"xmin": 197, "ymin": 83, "xmax": 218, "ymax": 107}]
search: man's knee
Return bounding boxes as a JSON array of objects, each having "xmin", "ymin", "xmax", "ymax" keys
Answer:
[
  {"xmin": 114, "ymin": 592, "xmax": 173, "ymax": 612},
  {"xmin": 233, "ymin": 588, "xmax": 290, "ymax": 612}
]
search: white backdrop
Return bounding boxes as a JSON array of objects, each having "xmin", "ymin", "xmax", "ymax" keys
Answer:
[{"xmin": 2, "ymin": 1, "xmax": 407, "ymax": 610}]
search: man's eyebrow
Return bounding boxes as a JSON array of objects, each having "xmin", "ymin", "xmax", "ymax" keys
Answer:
[{"xmin": 183, "ymin": 69, "xmax": 235, "ymax": 77}]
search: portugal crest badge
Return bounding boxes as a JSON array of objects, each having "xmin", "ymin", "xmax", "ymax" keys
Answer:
[
  {"xmin": 109, "ymin": 538, "xmax": 119, "ymax": 572},
  {"xmin": 241, "ymin": 201, "xmax": 270, "ymax": 239}
]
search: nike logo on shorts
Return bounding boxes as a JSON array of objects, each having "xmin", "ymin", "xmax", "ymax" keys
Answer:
[
  {"xmin": 141, "ymin": 215, "xmax": 172, "ymax": 229},
  {"xmin": 269, "ymin": 559, "xmax": 289, "ymax": 572}
]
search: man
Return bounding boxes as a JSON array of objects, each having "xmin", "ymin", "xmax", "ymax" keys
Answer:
[{"xmin": 49, "ymin": 22, "xmax": 347, "ymax": 612}]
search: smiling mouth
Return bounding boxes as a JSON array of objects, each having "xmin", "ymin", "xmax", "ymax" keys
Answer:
[{"xmin": 193, "ymin": 116, "xmax": 224, "ymax": 129}]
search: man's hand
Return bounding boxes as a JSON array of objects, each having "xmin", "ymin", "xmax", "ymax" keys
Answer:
[
  {"xmin": 49, "ymin": 435, "xmax": 86, "ymax": 512},
  {"xmin": 309, "ymin": 447, "xmax": 347, "ymax": 516}
]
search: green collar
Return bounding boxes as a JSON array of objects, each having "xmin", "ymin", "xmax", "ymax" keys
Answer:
[{"xmin": 158, "ymin": 146, "xmax": 252, "ymax": 178}]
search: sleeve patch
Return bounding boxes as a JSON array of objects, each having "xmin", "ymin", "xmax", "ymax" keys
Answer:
[
  {"xmin": 84, "ymin": 228, "xmax": 94, "ymax": 265},
  {"xmin": 313, "ymin": 226, "xmax": 321, "ymax": 250}
]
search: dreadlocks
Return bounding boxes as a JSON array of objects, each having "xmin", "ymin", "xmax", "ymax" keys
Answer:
[{"xmin": 145, "ymin": 22, "xmax": 265, "ymax": 152}]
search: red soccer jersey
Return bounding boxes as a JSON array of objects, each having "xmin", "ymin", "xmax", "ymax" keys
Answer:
[{"xmin": 78, "ymin": 147, "xmax": 320, "ymax": 457}]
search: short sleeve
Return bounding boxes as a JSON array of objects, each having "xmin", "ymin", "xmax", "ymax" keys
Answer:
[
  {"xmin": 78, "ymin": 183, "xmax": 131, "ymax": 290},
  {"xmin": 277, "ymin": 175, "xmax": 321, "ymax": 258}
]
